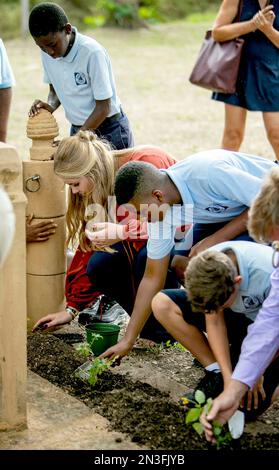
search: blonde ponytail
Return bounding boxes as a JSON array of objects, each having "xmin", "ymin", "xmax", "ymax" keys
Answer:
[{"xmin": 54, "ymin": 130, "xmax": 115, "ymax": 251}]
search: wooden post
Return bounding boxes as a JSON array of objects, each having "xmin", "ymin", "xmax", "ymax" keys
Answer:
[
  {"xmin": 0, "ymin": 143, "xmax": 27, "ymax": 431},
  {"xmin": 24, "ymin": 109, "xmax": 66, "ymax": 328}
]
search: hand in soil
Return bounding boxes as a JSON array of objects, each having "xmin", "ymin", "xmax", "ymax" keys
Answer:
[
  {"xmin": 99, "ymin": 337, "xmax": 133, "ymax": 360},
  {"xmin": 32, "ymin": 310, "xmax": 72, "ymax": 332}
]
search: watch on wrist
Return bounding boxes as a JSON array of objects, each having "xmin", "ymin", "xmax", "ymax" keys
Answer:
[{"xmin": 66, "ymin": 306, "xmax": 79, "ymax": 320}]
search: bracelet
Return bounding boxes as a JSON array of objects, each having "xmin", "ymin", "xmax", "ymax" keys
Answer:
[{"xmin": 66, "ymin": 306, "xmax": 79, "ymax": 320}]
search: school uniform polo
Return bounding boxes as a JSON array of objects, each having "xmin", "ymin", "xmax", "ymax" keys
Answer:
[
  {"xmin": 147, "ymin": 149, "xmax": 275, "ymax": 259},
  {"xmin": 0, "ymin": 39, "xmax": 15, "ymax": 88},
  {"xmin": 212, "ymin": 241, "xmax": 273, "ymax": 321},
  {"xmin": 41, "ymin": 28, "xmax": 121, "ymax": 126}
]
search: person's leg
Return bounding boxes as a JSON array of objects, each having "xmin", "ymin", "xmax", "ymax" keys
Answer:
[
  {"xmin": 152, "ymin": 289, "xmax": 216, "ymax": 367},
  {"xmin": 134, "ymin": 245, "xmax": 179, "ymax": 289},
  {"xmin": 117, "ymin": 109, "xmax": 134, "ymax": 148},
  {"xmin": 221, "ymin": 104, "xmax": 247, "ymax": 151},
  {"xmin": 262, "ymin": 112, "xmax": 279, "ymax": 161},
  {"xmin": 86, "ymin": 241, "xmax": 134, "ymax": 313}
]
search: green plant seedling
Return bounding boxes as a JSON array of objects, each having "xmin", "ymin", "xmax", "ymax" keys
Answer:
[
  {"xmin": 165, "ymin": 340, "xmax": 187, "ymax": 351},
  {"xmin": 75, "ymin": 356, "xmax": 117, "ymax": 387},
  {"xmin": 87, "ymin": 357, "xmax": 116, "ymax": 386},
  {"xmin": 75, "ymin": 342, "xmax": 92, "ymax": 358},
  {"xmin": 90, "ymin": 332, "xmax": 104, "ymax": 343},
  {"xmin": 184, "ymin": 390, "xmax": 232, "ymax": 449}
]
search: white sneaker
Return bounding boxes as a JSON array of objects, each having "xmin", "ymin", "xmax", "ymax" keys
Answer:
[{"xmin": 78, "ymin": 295, "xmax": 130, "ymax": 339}]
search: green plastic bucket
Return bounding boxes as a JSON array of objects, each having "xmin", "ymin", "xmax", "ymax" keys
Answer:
[{"xmin": 85, "ymin": 322, "xmax": 120, "ymax": 356}]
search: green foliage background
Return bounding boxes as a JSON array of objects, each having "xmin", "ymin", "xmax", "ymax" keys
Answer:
[{"xmin": 1, "ymin": 0, "xmax": 219, "ymax": 38}]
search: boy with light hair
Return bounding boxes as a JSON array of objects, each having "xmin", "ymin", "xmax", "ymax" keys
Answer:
[
  {"xmin": 152, "ymin": 240, "xmax": 278, "ymax": 419},
  {"xmin": 201, "ymin": 168, "xmax": 279, "ymax": 439}
]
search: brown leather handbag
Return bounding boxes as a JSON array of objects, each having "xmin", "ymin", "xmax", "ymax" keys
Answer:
[{"xmin": 189, "ymin": 0, "xmax": 244, "ymax": 94}]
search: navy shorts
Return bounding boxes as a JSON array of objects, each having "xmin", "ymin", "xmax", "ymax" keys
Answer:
[
  {"xmin": 162, "ymin": 288, "xmax": 252, "ymax": 366},
  {"xmin": 70, "ymin": 108, "xmax": 134, "ymax": 150}
]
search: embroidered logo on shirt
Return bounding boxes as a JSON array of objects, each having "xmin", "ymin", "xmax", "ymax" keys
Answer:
[
  {"xmin": 205, "ymin": 204, "xmax": 228, "ymax": 213},
  {"xmin": 74, "ymin": 72, "xmax": 87, "ymax": 86},
  {"xmin": 241, "ymin": 295, "xmax": 262, "ymax": 311}
]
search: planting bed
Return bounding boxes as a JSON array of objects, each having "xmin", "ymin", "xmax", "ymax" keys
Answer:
[{"xmin": 27, "ymin": 333, "xmax": 279, "ymax": 451}]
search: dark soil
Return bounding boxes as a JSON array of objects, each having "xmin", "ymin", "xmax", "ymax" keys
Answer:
[{"xmin": 27, "ymin": 333, "xmax": 279, "ymax": 451}]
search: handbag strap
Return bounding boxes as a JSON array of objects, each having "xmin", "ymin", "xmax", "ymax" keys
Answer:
[{"xmin": 235, "ymin": 0, "xmax": 244, "ymax": 23}]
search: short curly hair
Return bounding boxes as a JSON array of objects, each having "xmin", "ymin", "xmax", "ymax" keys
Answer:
[
  {"xmin": 29, "ymin": 2, "xmax": 68, "ymax": 37},
  {"xmin": 114, "ymin": 161, "xmax": 162, "ymax": 205},
  {"xmin": 185, "ymin": 250, "xmax": 237, "ymax": 314}
]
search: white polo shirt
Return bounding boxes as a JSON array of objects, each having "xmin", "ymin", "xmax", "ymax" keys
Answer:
[
  {"xmin": 211, "ymin": 241, "xmax": 273, "ymax": 321},
  {"xmin": 41, "ymin": 28, "xmax": 121, "ymax": 125},
  {"xmin": 0, "ymin": 39, "xmax": 15, "ymax": 89},
  {"xmin": 147, "ymin": 149, "xmax": 275, "ymax": 259}
]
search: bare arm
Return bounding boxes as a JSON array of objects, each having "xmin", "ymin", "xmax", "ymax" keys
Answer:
[
  {"xmin": 125, "ymin": 255, "xmax": 170, "ymax": 343},
  {"xmin": 101, "ymin": 254, "xmax": 170, "ymax": 359},
  {"xmin": 190, "ymin": 209, "xmax": 248, "ymax": 258},
  {"xmin": 256, "ymin": 13, "xmax": 279, "ymax": 49},
  {"xmin": 47, "ymin": 84, "xmax": 60, "ymax": 111},
  {"xmin": 29, "ymin": 84, "xmax": 60, "ymax": 116},
  {"xmin": 212, "ymin": 1, "xmax": 274, "ymax": 41},
  {"xmin": 0, "ymin": 87, "xmax": 12, "ymax": 142},
  {"xmin": 81, "ymin": 98, "xmax": 111, "ymax": 131},
  {"xmin": 206, "ymin": 309, "xmax": 232, "ymax": 386},
  {"xmin": 209, "ymin": 209, "xmax": 248, "ymax": 243}
]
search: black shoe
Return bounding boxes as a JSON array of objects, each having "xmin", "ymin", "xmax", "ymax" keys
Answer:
[
  {"xmin": 195, "ymin": 370, "xmax": 224, "ymax": 399},
  {"xmin": 180, "ymin": 371, "xmax": 224, "ymax": 409}
]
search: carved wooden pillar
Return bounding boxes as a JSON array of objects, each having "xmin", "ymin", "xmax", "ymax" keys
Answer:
[
  {"xmin": 0, "ymin": 143, "xmax": 27, "ymax": 430},
  {"xmin": 23, "ymin": 110, "xmax": 66, "ymax": 328}
]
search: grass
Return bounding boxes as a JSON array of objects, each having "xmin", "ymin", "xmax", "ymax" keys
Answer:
[{"xmin": 5, "ymin": 19, "xmax": 275, "ymax": 162}]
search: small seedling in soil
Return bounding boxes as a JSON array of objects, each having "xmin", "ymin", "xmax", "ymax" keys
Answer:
[
  {"xmin": 75, "ymin": 356, "xmax": 117, "ymax": 387},
  {"xmin": 165, "ymin": 340, "xmax": 186, "ymax": 351},
  {"xmin": 76, "ymin": 333, "xmax": 104, "ymax": 358},
  {"xmin": 76, "ymin": 341, "xmax": 92, "ymax": 358},
  {"xmin": 90, "ymin": 333, "xmax": 103, "ymax": 343},
  {"xmin": 87, "ymin": 357, "xmax": 115, "ymax": 386},
  {"xmin": 147, "ymin": 342, "xmax": 164, "ymax": 355},
  {"xmin": 184, "ymin": 390, "xmax": 232, "ymax": 449},
  {"xmin": 146, "ymin": 340, "xmax": 186, "ymax": 356}
]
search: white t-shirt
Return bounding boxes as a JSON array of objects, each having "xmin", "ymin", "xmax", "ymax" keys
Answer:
[
  {"xmin": 147, "ymin": 149, "xmax": 275, "ymax": 259},
  {"xmin": 41, "ymin": 28, "xmax": 121, "ymax": 125}
]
